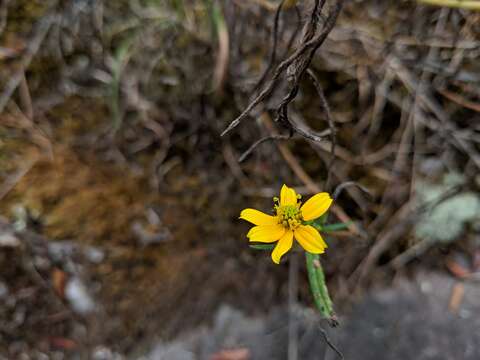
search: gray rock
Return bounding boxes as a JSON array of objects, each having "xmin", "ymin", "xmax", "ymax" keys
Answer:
[
  {"xmin": 0, "ymin": 281, "xmax": 9, "ymax": 299},
  {"xmin": 339, "ymin": 272, "xmax": 480, "ymax": 360},
  {"xmin": 140, "ymin": 272, "xmax": 480, "ymax": 360},
  {"xmin": 65, "ymin": 277, "xmax": 96, "ymax": 315}
]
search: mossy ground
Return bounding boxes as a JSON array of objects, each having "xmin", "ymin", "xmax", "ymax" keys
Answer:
[{"xmin": 0, "ymin": 89, "xmax": 285, "ymax": 351}]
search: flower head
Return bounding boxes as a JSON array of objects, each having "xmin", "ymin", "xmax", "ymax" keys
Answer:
[{"xmin": 240, "ymin": 184, "xmax": 333, "ymax": 264}]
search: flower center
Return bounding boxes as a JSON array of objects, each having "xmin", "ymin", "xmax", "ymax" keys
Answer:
[{"xmin": 275, "ymin": 204, "xmax": 303, "ymax": 230}]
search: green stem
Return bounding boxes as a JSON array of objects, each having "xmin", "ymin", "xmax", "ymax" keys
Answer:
[{"xmin": 305, "ymin": 252, "xmax": 337, "ymax": 325}]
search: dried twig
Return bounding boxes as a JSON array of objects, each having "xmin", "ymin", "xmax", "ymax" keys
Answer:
[
  {"xmin": 221, "ymin": 0, "xmax": 344, "ymax": 137},
  {"xmin": 253, "ymin": 0, "xmax": 287, "ymax": 92},
  {"xmin": 332, "ymin": 181, "xmax": 372, "ymax": 202},
  {"xmin": 0, "ymin": 157, "xmax": 38, "ymax": 201},
  {"xmin": 238, "ymin": 133, "xmax": 291, "ymax": 163},
  {"xmin": 0, "ymin": 13, "xmax": 58, "ymax": 113},
  {"xmin": 306, "ymin": 69, "xmax": 336, "ymax": 190},
  {"xmin": 317, "ymin": 324, "xmax": 344, "ymax": 359},
  {"xmin": 19, "ymin": 72, "xmax": 34, "ymax": 120},
  {"xmin": 438, "ymin": 88, "xmax": 480, "ymax": 113},
  {"xmin": 352, "ymin": 184, "xmax": 464, "ymax": 285}
]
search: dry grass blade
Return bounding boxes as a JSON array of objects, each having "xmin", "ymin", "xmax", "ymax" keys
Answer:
[
  {"xmin": 211, "ymin": 2, "xmax": 230, "ymax": 94},
  {"xmin": 0, "ymin": 13, "xmax": 58, "ymax": 113},
  {"xmin": 418, "ymin": 0, "xmax": 480, "ymax": 10}
]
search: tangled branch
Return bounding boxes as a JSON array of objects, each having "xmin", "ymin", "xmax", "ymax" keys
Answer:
[{"xmin": 221, "ymin": 0, "xmax": 344, "ymax": 140}]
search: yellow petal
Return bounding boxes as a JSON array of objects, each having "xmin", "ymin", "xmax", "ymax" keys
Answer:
[
  {"xmin": 240, "ymin": 208, "xmax": 278, "ymax": 225},
  {"xmin": 271, "ymin": 230, "xmax": 293, "ymax": 264},
  {"xmin": 294, "ymin": 225, "xmax": 327, "ymax": 253},
  {"xmin": 300, "ymin": 192, "xmax": 333, "ymax": 221},
  {"xmin": 280, "ymin": 184, "xmax": 297, "ymax": 206},
  {"xmin": 247, "ymin": 224, "xmax": 285, "ymax": 243}
]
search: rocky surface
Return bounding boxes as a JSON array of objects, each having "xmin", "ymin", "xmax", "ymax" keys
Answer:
[{"xmin": 143, "ymin": 272, "xmax": 480, "ymax": 360}]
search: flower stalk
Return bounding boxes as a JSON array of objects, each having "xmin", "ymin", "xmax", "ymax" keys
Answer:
[
  {"xmin": 241, "ymin": 184, "xmax": 340, "ymax": 325},
  {"xmin": 305, "ymin": 252, "xmax": 337, "ymax": 325}
]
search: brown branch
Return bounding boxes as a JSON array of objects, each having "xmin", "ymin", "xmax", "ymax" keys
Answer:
[
  {"xmin": 306, "ymin": 68, "xmax": 336, "ymax": 191},
  {"xmin": 238, "ymin": 133, "xmax": 291, "ymax": 163},
  {"xmin": 253, "ymin": 0, "xmax": 287, "ymax": 92},
  {"xmin": 221, "ymin": 0, "xmax": 344, "ymax": 137}
]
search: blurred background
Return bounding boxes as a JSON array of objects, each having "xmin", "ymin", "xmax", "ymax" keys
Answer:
[{"xmin": 0, "ymin": 0, "xmax": 479, "ymax": 359}]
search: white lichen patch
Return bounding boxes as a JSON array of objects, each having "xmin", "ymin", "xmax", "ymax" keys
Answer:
[{"xmin": 415, "ymin": 173, "xmax": 480, "ymax": 244}]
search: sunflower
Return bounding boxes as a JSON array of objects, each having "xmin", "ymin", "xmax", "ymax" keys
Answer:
[{"xmin": 240, "ymin": 184, "xmax": 333, "ymax": 264}]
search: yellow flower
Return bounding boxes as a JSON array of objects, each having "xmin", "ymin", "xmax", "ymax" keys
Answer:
[{"xmin": 240, "ymin": 184, "xmax": 333, "ymax": 264}]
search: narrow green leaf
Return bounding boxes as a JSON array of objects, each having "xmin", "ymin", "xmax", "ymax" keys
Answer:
[
  {"xmin": 249, "ymin": 244, "xmax": 275, "ymax": 250},
  {"xmin": 309, "ymin": 222, "xmax": 323, "ymax": 231},
  {"xmin": 321, "ymin": 222, "xmax": 352, "ymax": 232}
]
